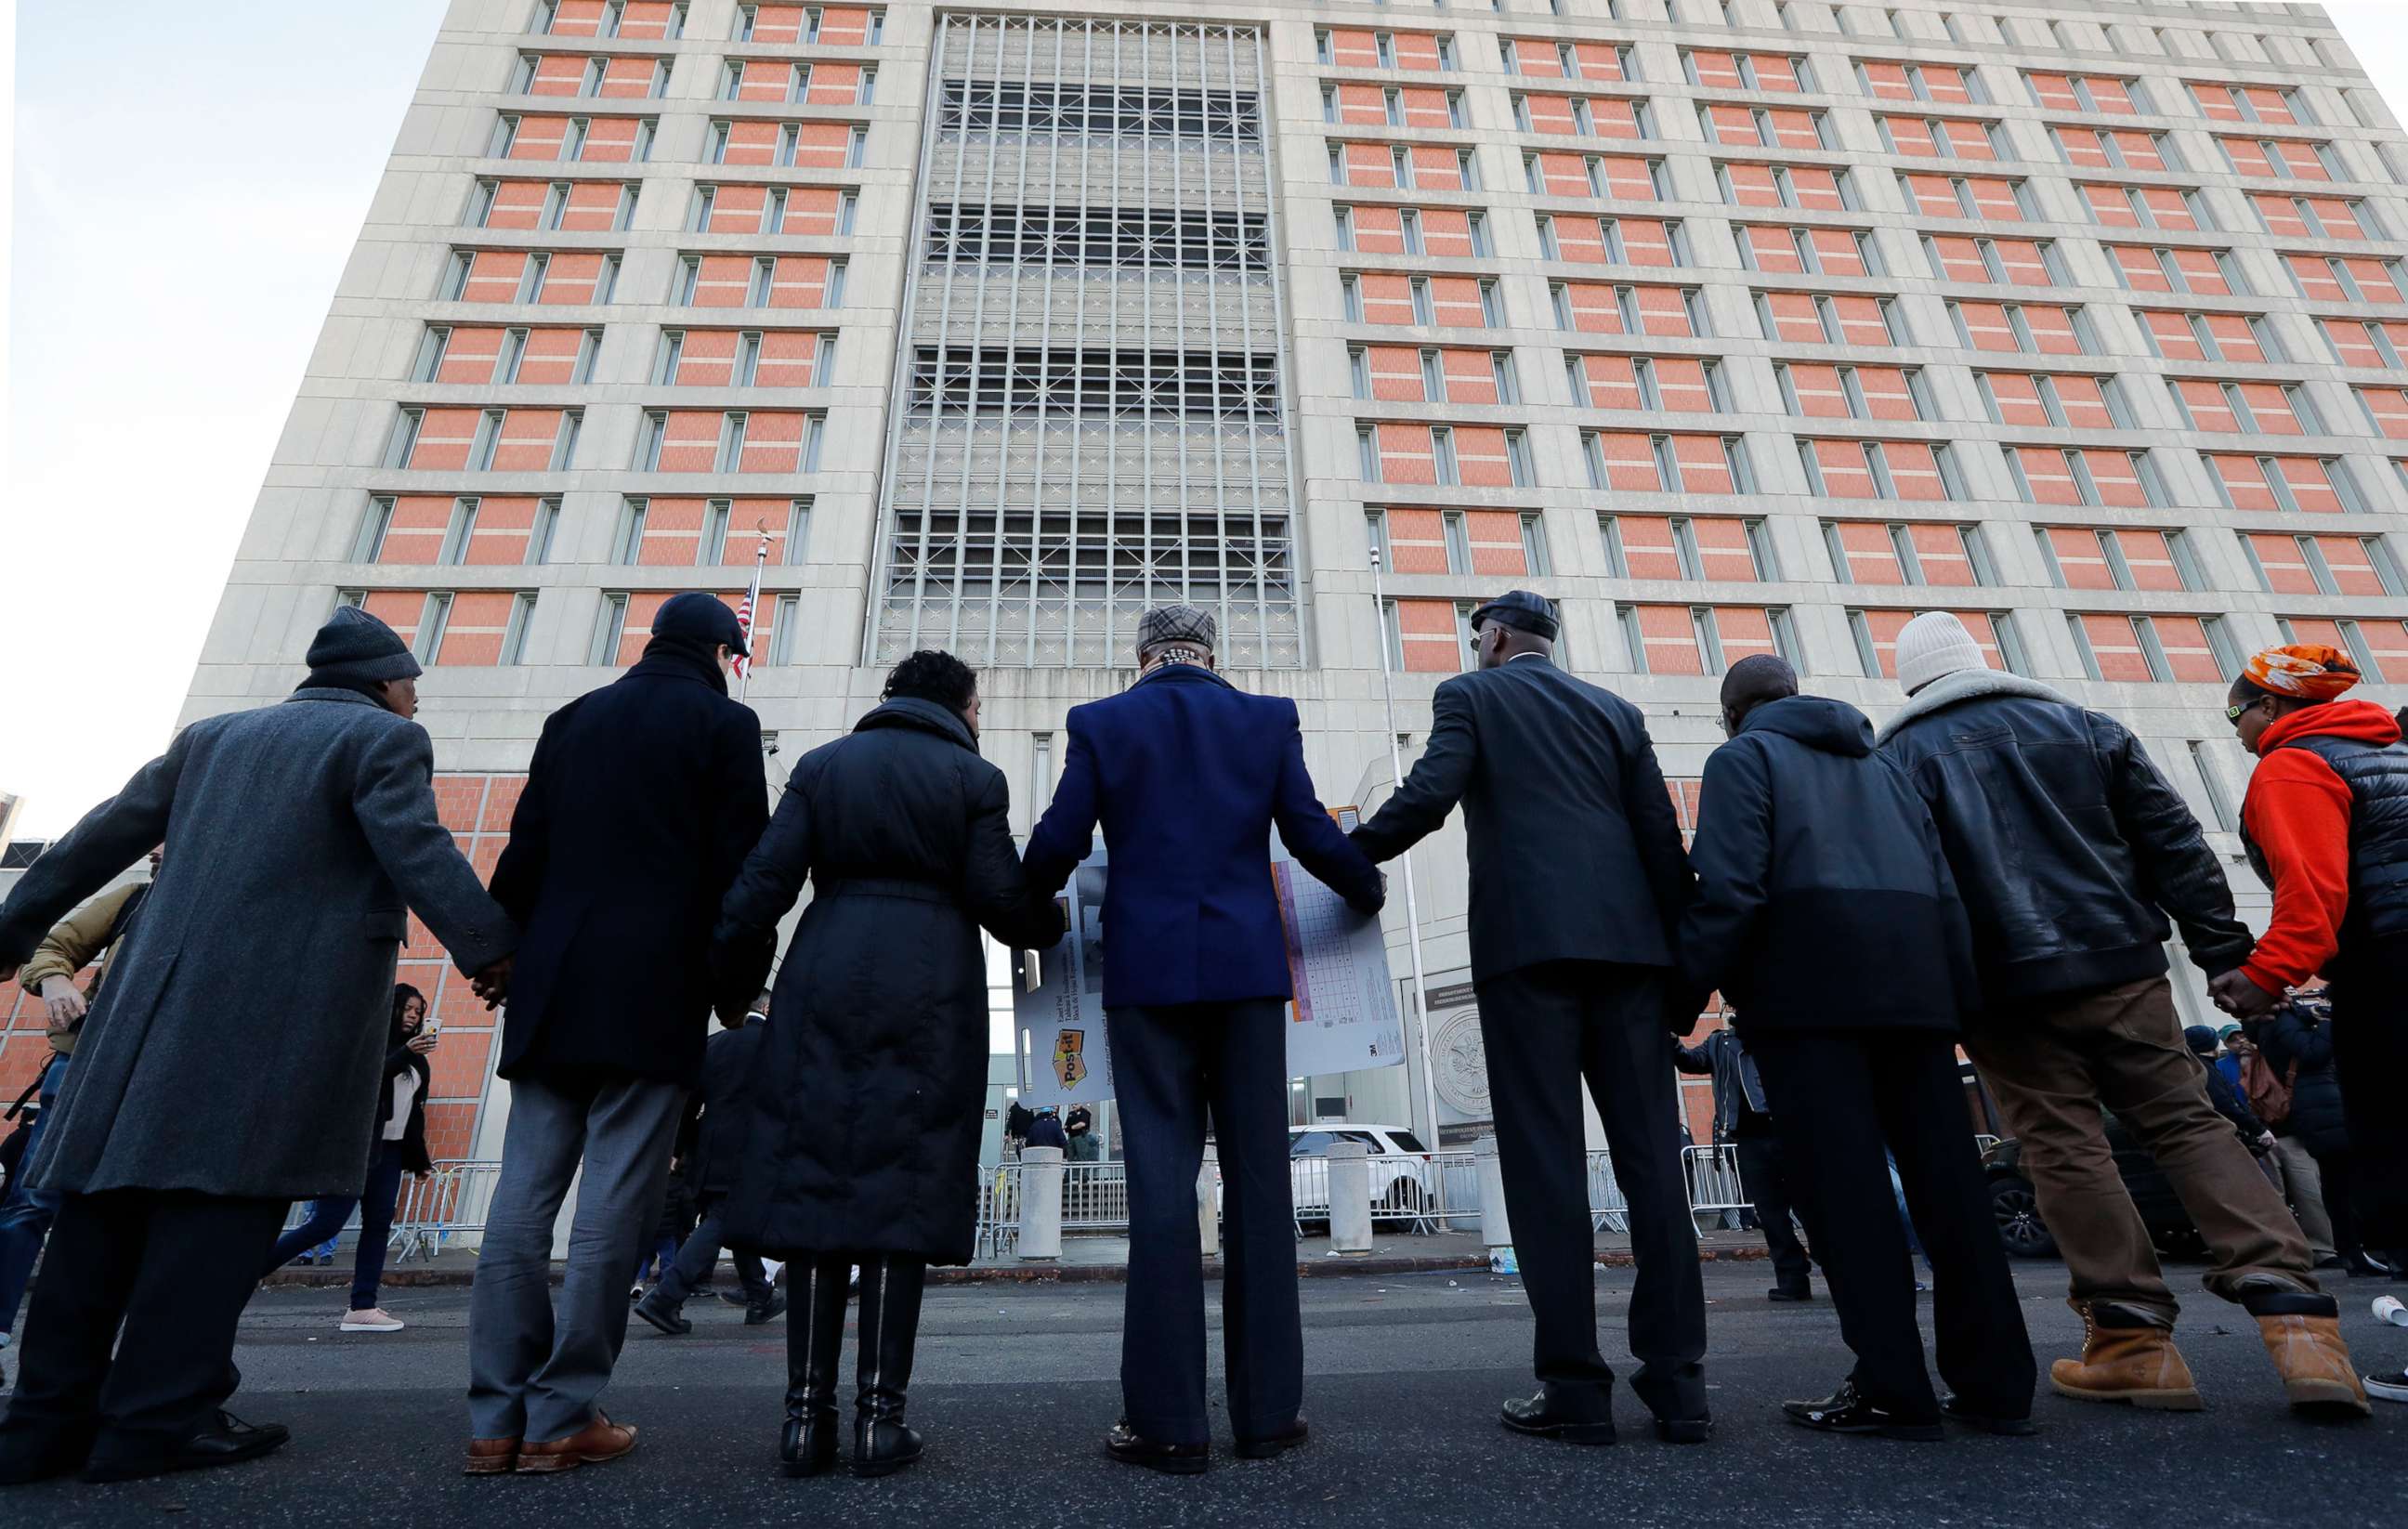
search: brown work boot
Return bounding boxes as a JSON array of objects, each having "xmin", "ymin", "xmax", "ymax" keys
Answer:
[
  {"xmin": 2242, "ymin": 1288, "xmax": 2373, "ymax": 1418},
  {"xmin": 463, "ymin": 1437, "xmax": 520, "ymax": 1476},
  {"xmin": 516, "ymin": 1413, "xmax": 638, "ymax": 1474},
  {"xmin": 2048, "ymin": 1300, "xmax": 2204, "ymax": 1411}
]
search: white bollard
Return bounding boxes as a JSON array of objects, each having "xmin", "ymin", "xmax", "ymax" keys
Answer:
[
  {"xmin": 1197, "ymin": 1144, "xmax": 1221, "ymax": 1257},
  {"xmin": 1476, "ymin": 1133, "xmax": 1513, "ymax": 1249},
  {"xmin": 1328, "ymin": 1141, "xmax": 1374, "ymax": 1254},
  {"xmin": 1019, "ymin": 1146, "xmax": 1064, "ymax": 1261}
]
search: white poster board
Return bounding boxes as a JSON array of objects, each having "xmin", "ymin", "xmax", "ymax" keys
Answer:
[{"xmin": 1013, "ymin": 832, "xmax": 1402, "ymax": 1110}]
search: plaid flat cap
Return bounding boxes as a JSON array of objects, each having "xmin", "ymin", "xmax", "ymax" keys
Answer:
[{"xmin": 1136, "ymin": 603, "xmax": 1217, "ymax": 657}]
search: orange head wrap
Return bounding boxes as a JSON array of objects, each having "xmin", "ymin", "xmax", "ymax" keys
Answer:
[{"xmin": 2243, "ymin": 644, "xmax": 2361, "ymax": 701}]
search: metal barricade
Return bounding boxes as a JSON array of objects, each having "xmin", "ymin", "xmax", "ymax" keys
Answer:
[
  {"xmin": 1584, "ymin": 1149, "xmax": 1630, "ymax": 1234},
  {"xmin": 388, "ymin": 1160, "xmax": 505, "ymax": 1263},
  {"xmin": 975, "ymin": 1161, "xmax": 1024, "ymax": 1261},
  {"xmin": 1059, "ymin": 1160, "xmax": 1131, "ymax": 1232},
  {"xmin": 1683, "ymin": 1143, "xmax": 1749, "ymax": 1231},
  {"xmin": 1683, "ymin": 1144, "xmax": 1748, "ymax": 1212},
  {"xmin": 1370, "ymin": 1151, "xmax": 1481, "ymax": 1234},
  {"xmin": 1289, "ymin": 1151, "xmax": 1483, "ymax": 1236}
]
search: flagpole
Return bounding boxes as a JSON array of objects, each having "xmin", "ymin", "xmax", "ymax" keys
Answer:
[
  {"xmin": 736, "ymin": 523, "xmax": 769, "ymax": 705},
  {"xmin": 1368, "ymin": 547, "xmax": 1444, "ymax": 1151}
]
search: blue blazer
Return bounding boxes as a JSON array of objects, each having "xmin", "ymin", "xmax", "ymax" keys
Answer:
[{"xmin": 1023, "ymin": 664, "xmax": 1384, "ymax": 1009}]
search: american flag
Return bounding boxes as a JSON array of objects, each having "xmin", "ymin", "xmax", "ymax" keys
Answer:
[{"xmin": 732, "ymin": 528, "xmax": 770, "ymax": 688}]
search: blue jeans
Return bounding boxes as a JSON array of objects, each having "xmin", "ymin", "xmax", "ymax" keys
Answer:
[
  {"xmin": 0, "ymin": 1055, "xmax": 69, "ymax": 1337},
  {"xmin": 262, "ymin": 1143, "xmax": 410, "ymax": 1311}
]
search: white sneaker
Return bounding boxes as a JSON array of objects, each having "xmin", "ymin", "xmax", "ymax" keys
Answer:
[
  {"xmin": 2366, "ymin": 1369, "xmax": 2408, "ymax": 1404},
  {"xmin": 340, "ymin": 1308, "xmax": 404, "ymax": 1333}
]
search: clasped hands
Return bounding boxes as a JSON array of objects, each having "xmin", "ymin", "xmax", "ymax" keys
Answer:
[
  {"xmin": 2206, "ymin": 968, "xmax": 2280, "ymax": 1020},
  {"xmin": 470, "ymin": 956, "xmax": 513, "ymax": 1010}
]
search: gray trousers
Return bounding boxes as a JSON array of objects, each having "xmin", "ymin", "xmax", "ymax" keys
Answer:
[
  {"xmin": 467, "ymin": 1074, "xmax": 686, "ymax": 1444},
  {"xmin": 2268, "ymin": 1134, "xmax": 2336, "ymax": 1261}
]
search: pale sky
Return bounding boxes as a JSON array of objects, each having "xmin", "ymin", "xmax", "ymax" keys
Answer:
[{"xmin": 2, "ymin": 0, "xmax": 2405, "ymax": 839}]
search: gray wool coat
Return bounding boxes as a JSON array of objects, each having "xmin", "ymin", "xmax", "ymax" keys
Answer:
[{"xmin": 0, "ymin": 688, "xmax": 516, "ymax": 1200}]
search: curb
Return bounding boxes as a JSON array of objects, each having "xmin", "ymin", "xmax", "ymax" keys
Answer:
[{"xmin": 258, "ymin": 1243, "xmax": 1769, "ymax": 1290}]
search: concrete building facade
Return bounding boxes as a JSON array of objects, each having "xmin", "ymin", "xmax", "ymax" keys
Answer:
[{"xmin": 7, "ymin": 0, "xmax": 2408, "ymax": 1157}]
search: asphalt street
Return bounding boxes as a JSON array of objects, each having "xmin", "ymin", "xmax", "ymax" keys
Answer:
[{"xmin": 3, "ymin": 1258, "xmax": 2400, "ymax": 1528}]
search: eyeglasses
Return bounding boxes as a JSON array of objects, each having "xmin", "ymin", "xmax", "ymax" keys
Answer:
[{"xmin": 2224, "ymin": 699, "xmax": 2263, "ymax": 724}]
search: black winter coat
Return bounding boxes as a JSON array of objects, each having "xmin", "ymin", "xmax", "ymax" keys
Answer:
[
  {"xmin": 686, "ymin": 1017, "xmax": 767, "ymax": 1198},
  {"xmin": 1679, "ymin": 696, "xmax": 1974, "ymax": 1034},
  {"xmin": 2251, "ymin": 1004, "xmax": 2349, "ymax": 1157},
  {"xmin": 375, "ymin": 1043, "xmax": 434, "ymax": 1175},
  {"xmin": 491, "ymin": 641, "xmax": 769, "ymax": 1089},
  {"xmin": 1351, "ymin": 655, "xmax": 1694, "ymax": 982},
  {"xmin": 711, "ymin": 698, "xmax": 1064, "ymax": 1265},
  {"xmin": 1877, "ymin": 670, "xmax": 2250, "ymax": 1005}
]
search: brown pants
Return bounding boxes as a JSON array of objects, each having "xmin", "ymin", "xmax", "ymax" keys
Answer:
[{"xmin": 1963, "ymin": 975, "xmax": 2314, "ymax": 1325}]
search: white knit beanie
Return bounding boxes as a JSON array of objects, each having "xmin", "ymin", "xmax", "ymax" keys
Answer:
[{"xmin": 1894, "ymin": 611, "xmax": 1987, "ymax": 696}]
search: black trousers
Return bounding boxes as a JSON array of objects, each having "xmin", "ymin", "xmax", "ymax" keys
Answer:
[
  {"xmin": 1748, "ymin": 1030, "xmax": 2035, "ymax": 1422},
  {"xmin": 2330, "ymin": 934, "xmax": 2408, "ymax": 1253},
  {"xmin": 655, "ymin": 1196, "xmax": 773, "ymax": 1306},
  {"xmin": 1474, "ymin": 961, "xmax": 1708, "ymax": 1422},
  {"xmin": 1106, "ymin": 998, "xmax": 1299, "ymax": 1446},
  {"xmin": 1734, "ymin": 1125, "xmax": 1813, "ymax": 1291},
  {"xmin": 0, "ymin": 1189, "xmax": 288, "ymax": 1470}
]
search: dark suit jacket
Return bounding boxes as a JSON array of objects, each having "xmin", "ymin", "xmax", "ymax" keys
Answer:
[
  {"xmin": 491, "ymin": 646, "xmax": 768, "ymax": 1089},
  {"xmin": 1023, "ymin": 664, "xmax": 1384, "ymax": 1009},
  {"xmin": 685, "ymin": 1015, "xmax": 766, "ymax": 1198},
  {"xmin": 1350, "ymin": 655, "xmax": 1694, "ymax": 984}
]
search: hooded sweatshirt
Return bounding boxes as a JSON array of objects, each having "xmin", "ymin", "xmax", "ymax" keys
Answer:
[
  {"xmin": 2241, "ymin": 699, "xmax": 2403, "ymax": 993},
  {"xmin": 1678, "ymin": 694, "xmax": 1977, "ymax": 1033}
]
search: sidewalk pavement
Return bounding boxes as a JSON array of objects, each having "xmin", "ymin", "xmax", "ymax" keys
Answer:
[{"xmin": 258, "ymin": 1227, "xmax": 1774, "ymax": 1289}]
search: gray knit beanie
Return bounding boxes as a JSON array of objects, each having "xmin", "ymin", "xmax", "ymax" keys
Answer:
[{"xmin": 305, "ymin": 606, "xmax": 423, "ymax": 686}]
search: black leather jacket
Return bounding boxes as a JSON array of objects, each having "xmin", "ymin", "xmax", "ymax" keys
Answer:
[{"xmin": 1878, "ymin": 673, "xmax": 2250, "ymax": 1005}]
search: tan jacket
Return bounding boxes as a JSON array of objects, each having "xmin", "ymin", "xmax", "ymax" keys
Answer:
[{"xmin": 17, "ymin": 881, "xmax": 147, "ymax": 1059}]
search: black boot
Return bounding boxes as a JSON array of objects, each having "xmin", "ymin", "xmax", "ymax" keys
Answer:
[
  {"xmin": 780, "ymin": 1260, "xmax": 847, "ymax": 1478},
  {"xmin": 851, "ymin": 1256, "xmax": 926, "ymax": 1478}
]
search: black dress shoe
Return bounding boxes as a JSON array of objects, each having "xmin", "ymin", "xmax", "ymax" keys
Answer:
[
  {"xmin": 1768, "ymin": 1286, "xmax": 1813, "ymax": 1302},
  {"xmin": 1105, "ymin": 1420, "xmax": 1208, "ymax": 1475},
  {"xmin": 1500, "ymin": 1389, "xmax": 1616, "ymax": 1445},
  {"xmin": 744, "ymin": 1293, "xmax": 788, "ymax": 1326},
  {"xmin": 1236, "ymin": 1418, "xmax": 1308, "ymax": 1460},
  {"xmin": 633, "ymin": 1290, "xmax": 692, "ymax": 1336},
  {"xmin": 1654, "ymin": 1416, "xmax": 1714, "ymax": 1444},
  {"xmin": 79, "ymin": 1412, "xmax": 292, "ymax": 1483},
  {"xmin": 1782, "ymin": 1381, "xmax": 1943, "ymax": 1443},
  {"xmin": 0, "ymin": 1432, "xmax": 95, "ymax": 1487},
  {"xmin": 1940, "ymin": 1394, "xmax": 2037, "ymax": 1436}
]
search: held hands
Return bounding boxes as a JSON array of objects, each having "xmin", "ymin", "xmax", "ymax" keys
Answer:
[
  {"xmin": 2207, "ymin": 969, "xmax": 2280, "ymax": 1020},
  {"xmin": 471, "ymin": 955, "xmax": 514, "ymax": 1010},
  {"xmin": 40, "ymin": 977, "xmax": 88, "ymax": 1026},
  {"xmin": 406, "ymin": 1028, "xmax": 439, "ymax": 1055}
]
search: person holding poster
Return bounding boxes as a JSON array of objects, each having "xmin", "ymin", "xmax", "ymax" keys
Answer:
[
  {"xmin": 1349, "ymin": 590, "xmax": 1710, "ymax": 1448},
  {"xmin": 1022, "ymin": 604, "xmax": 1384, "ymax": 1475}
]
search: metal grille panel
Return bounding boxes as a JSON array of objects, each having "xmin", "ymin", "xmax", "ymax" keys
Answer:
[{"xmin": 870, "ymin": 14, "xmax": 1302, "ymax": 670}]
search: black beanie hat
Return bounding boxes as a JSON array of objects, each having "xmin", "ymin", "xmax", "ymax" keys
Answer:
[{"xmin": 653, "ymin": 591, "xmax": 749, "ymax": 657}]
